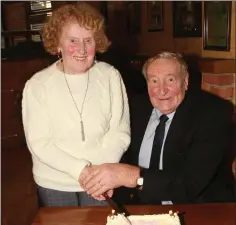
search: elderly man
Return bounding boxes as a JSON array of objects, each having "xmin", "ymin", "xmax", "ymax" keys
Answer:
[{"xmin": 80, "ymin": 52, "xmax": 235, "ymax": 204}]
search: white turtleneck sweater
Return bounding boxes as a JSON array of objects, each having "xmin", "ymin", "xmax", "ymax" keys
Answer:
[{"xmin": 22, "ymin": 60, "xmax": 130, "ymax": 192}]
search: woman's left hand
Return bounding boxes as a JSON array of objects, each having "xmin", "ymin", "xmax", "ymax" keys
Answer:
[{"xmin": 92, "ymin": 189, "xmax": 113, "ymax": 201}]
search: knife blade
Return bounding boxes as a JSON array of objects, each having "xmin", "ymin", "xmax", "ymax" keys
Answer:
[
  {"xmin": 103, "ymin": 192, "xmax": 124, "ymax": 214},
  {"xmin": 103, "ymin": 192, "xmax": 132, "ymax": 225}
]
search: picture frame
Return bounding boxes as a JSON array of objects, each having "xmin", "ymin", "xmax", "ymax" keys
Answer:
[
  {"xmin": 126, "ymin": 1, "xmax": 141, "ymax": 34},
  {"xmin": 203, "ymin": 1, "xmax": 231, "ymax": 51},
  {"xmin": 173, "ymin": 1, "xmax": 202, "ymax": 37},
  {"xmin": 147, "ymin": 1, "xmax": 163, "ymax": 32}
]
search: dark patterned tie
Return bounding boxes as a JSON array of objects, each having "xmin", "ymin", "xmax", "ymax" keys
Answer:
[{"xmin": 149, "ymin": 114, "xmax": 169, "ymax": 169}]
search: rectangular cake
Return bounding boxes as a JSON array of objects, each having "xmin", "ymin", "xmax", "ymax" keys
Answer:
[{"xmin": 106, "ymin": 210, "xmax": 181, "ymax": 225}]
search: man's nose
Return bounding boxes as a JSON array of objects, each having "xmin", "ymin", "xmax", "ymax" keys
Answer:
[{"xmin": 159, "ymin": 82, "xmax": 168, "ymax": 95}]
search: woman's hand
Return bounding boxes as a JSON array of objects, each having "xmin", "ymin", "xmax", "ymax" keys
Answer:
[
  {"xmin": 78, "ymin": 164, "xmax": 92, "ymax": 189},
  {"xmin": 92, "ymin": 189, "xmax": 114, "ymax": 201}
]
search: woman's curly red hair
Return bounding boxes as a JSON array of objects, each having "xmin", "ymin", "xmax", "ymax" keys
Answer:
[{"xmin": 41, "ymin": 2, "xmax": 111, "ymax": 55}]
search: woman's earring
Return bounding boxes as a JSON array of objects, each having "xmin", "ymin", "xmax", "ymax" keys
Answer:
[{"xmin": 57, "ymin": 51, "xmax": 62, "ymax": 60}]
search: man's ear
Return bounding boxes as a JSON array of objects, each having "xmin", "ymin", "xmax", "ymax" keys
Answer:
[{"xmin": 184, "ymin": 72, "xmax": 189, "ymax": 90}]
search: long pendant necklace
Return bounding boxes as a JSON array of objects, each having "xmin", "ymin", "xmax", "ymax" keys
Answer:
[{"xmin": 62, "ymin": 60, "xmax": 89, "ymax": 142}]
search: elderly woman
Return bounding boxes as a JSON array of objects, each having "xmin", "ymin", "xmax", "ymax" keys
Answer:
[{"xmin": 22, "ymin": 2, "xmax": 130, "ymax": 207}]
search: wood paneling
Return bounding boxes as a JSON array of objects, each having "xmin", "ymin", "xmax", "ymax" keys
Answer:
[
  {"xmin": 1, "ymin": 57, "xmax": 50, "ymax": 225},
  {"xmin": 2, "ymin": 1, "xmax": 236, "ymax": 59},
  {"xmin": 139, "ymin": 1, "xmax": 175, "ymax": 55},
  {"xmin": 174, "ymin": 38, "xmax": 202, "ymax": 56},
  {"xmin": 2, "ymin": 2, "xmax": 27, "ymax": 31},
  {"xmin": 1, "ymin": 58, "xmax": 50, "ymax": 150},
  {"xmin": 198, "ymin": 58, "xmax": 236, "ymax": 73}
]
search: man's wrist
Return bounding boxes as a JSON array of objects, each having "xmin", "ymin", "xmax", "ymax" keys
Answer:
[{"xmin": 136, "ymin": 167, "xmax": 144, "ymax": 189}]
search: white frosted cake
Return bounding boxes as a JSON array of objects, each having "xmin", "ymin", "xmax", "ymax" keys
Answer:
[{"xmin": 106, "ymin": 210, "xmax": 181, "ymax": 225}]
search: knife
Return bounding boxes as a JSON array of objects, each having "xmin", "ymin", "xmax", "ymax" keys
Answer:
[{"xmin": 103, "ymin": 192, "xmax": 132, "ymax": 225}]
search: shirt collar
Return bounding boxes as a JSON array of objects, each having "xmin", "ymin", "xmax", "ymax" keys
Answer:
[{"xmin": 154, "ymin": 108, "xmax": 176, "ymax": 122}]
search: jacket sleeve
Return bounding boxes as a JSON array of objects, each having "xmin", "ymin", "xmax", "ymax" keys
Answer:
[
  {"xmin": 139, "ymin": 104, "xmax": 234, "ymax": 204},
  {"xmin": 22, "ymin": 78, "xmax": 90, "ymax": 181}
]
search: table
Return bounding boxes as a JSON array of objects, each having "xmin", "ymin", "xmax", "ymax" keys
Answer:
[{"xmin": 32, "ymin": 203, "xmax": 236, "ymax": 225}]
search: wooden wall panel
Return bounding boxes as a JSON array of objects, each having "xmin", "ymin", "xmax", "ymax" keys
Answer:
[
  {"xmin": 1, "ymin": 58, "xmax": 50, "ymax": 150},
  {"xmin": 1, "ymin": 57, "xmax": 50, "ymax": 225},
  {"xmin": 2, "ymin": 2, "xmax": 27, "ymax": 31}
]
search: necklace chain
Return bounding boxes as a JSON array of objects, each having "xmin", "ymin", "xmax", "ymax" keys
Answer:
[{"xmin": 62, "ymin": 60, "xmax": 89, "ymax": 142}]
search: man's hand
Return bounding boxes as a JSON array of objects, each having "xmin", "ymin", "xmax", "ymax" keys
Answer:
[{"xmin": 82, "ymin": 163, "xmax": 140, "ymax": 197}]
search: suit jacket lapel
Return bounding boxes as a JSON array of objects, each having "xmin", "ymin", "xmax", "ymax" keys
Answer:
[{"xmin": 163, "ymin": 92, "xmax": 198, "ymax": 168}]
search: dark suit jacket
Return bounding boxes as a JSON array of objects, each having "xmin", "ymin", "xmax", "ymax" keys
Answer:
[{"xmin": 117, "ymin": 89, "xmax": 235, "ymax": 205}]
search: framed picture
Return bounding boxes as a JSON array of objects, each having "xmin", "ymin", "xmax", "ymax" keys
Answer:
[
  {"xmin": 173, "ymin": 1, "xmax": 202, "ymax": 37},
  {"xmin": 147, "ymin": 1, "xmax": 163, "ymax": 32},
  {"xmin": 203, "ymin": 1, "xmax": 231, "ymax": 51},
  {"xmin": 126, "ymin": 2, "xmax": 141, "ymax": 34}
]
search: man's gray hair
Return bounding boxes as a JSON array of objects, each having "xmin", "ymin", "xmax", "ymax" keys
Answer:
[{"xmin": 142, "ymin": 52, "xmax": 188, "ymax": 79}]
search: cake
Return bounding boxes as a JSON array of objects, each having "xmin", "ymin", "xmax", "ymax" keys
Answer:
[{"xmin": 106, "ymin": 210, "xmax": 181, "ymax": 225}]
